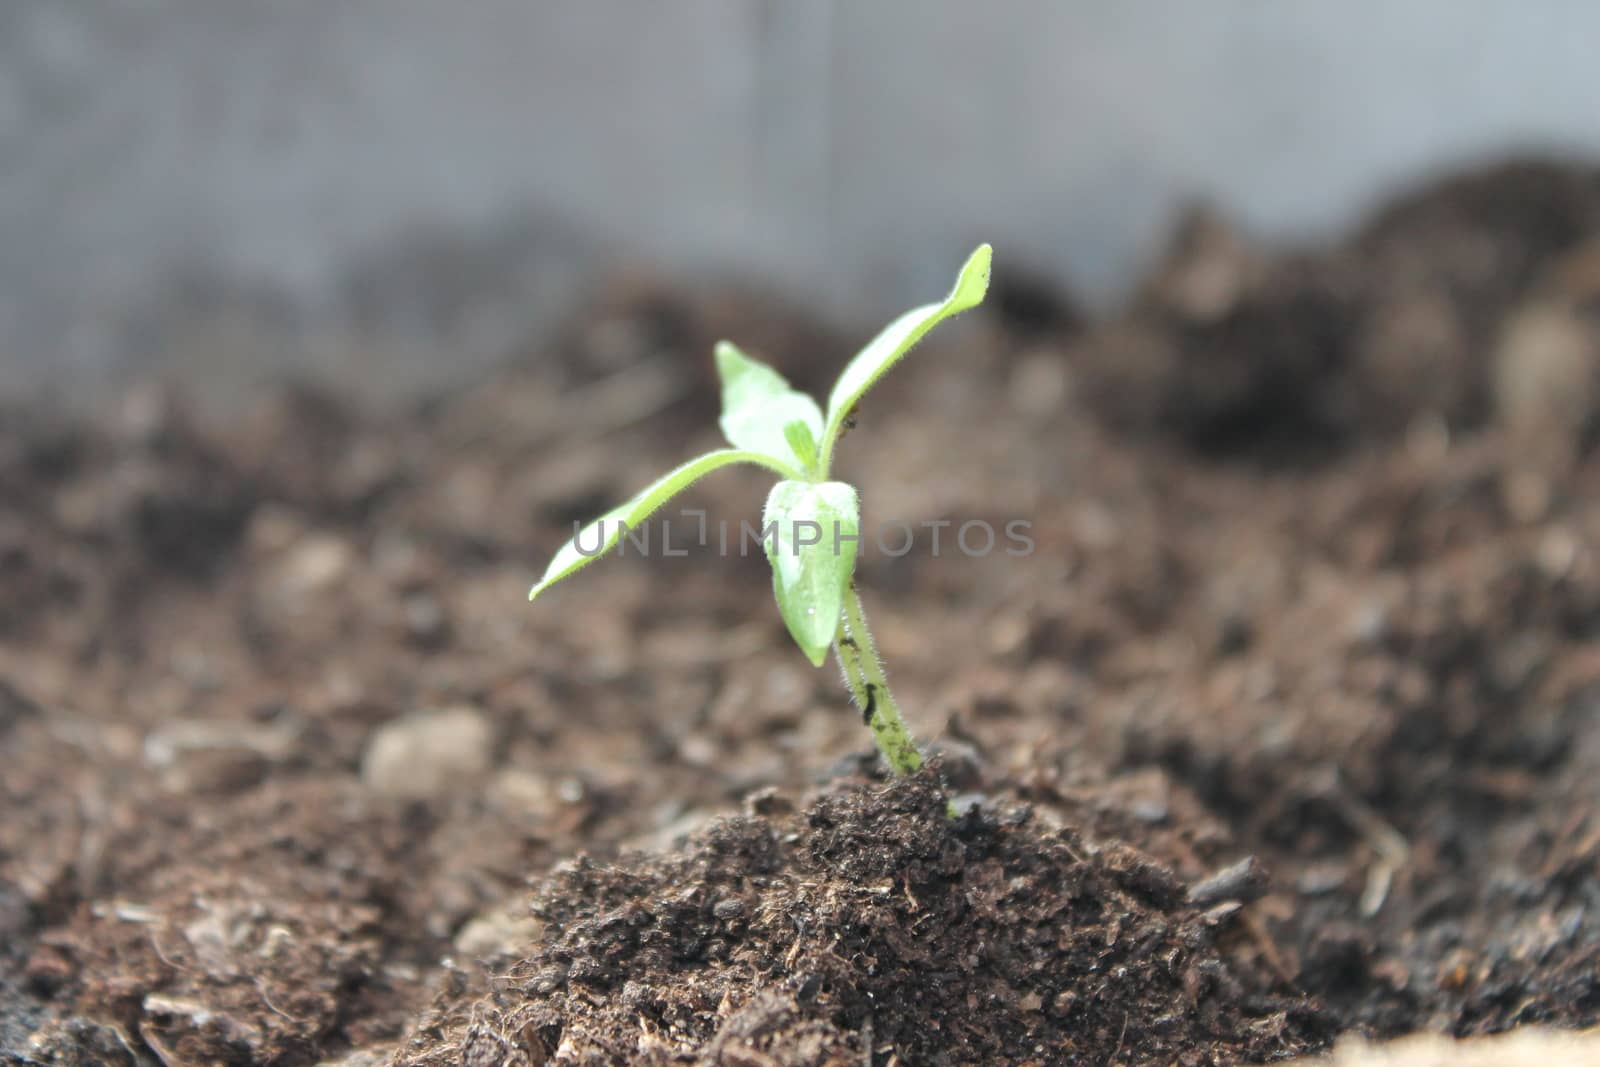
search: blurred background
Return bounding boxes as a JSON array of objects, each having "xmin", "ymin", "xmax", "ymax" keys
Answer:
[{"xmin": 4, "ymin": 1, "xmax": 1598, "ymax": 406}]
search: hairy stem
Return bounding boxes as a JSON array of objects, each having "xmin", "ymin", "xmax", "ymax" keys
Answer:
[{"xmin": 834, "ymin": 582, "xmax": 923, "ymax": 775}]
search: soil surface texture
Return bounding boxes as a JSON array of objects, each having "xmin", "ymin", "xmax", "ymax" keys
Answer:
[{"xmin": 4, "ymin": 159, "xmax": 1600, "ymax": 1065}]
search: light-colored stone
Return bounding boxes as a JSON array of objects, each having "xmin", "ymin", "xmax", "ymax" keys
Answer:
[
  {"xmin": 1009, "ymin": 348, "xmax": 1071, "ymax": 421},
  {"xmin": 1299, "ymin": 1029, "xmax": 1600, "ymax": 1066},
  {"xmin": 278, "ymin": 535, "xmax": 356, "ymax": 599},
  {"xmin": 315, "ymin": 1050, "xmax": 389, "ymax": 1067},
  {"xmin": 1493, "ymin": 300, "xmax": 1598, "ymax": 519},
  {"xmin": 452, "ymin": 905, "xmax": 545, "ymax": 961},
  {"xmin": 360, "ymin": 707, "xmax": 494, "ymax": 800}
]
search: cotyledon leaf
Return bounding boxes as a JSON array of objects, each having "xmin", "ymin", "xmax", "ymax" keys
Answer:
[
  {"xmin": 820, "ymin": 244, "xmax": 991, "ymax": 468},
  {"xmin": 762, "ymin": 479, "xmax": 860, "ymax": 667},
  {"xmin": 715, "ymin": 341, "xmax": 825, "ymax": 472},
  {"xmin": 528, "ymin": 449, "xmax": 793, "ymax": 601}
]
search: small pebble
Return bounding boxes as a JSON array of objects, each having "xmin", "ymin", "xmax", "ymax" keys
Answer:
[
  {"xmin": 361, "ymin": 706, "xmax": 493, "ymax": 800},
  {"xmin": 1189, "ymin": 856, "xmax": 1269, "ymax": 906}
]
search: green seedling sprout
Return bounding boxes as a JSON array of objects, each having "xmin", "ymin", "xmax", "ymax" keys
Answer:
[{"xmin": 528, "ymin": 245, "xmax": 992, "ymax": 775}]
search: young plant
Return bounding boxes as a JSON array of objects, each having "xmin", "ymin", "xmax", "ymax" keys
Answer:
[{"xmin": 528, "ymin": 245, "xmax": 992, "ymax": 775}]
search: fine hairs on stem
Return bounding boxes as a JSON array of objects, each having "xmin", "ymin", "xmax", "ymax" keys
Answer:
[{"xmin": 834, "ymin": 582, "xmax": 922, "ymax": 775}]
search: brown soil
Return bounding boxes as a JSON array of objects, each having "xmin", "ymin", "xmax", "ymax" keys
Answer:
[
  {"xmin": 5, "ymin": 158, "xmax": 1600, "ymax": 1065},
  {"xmin": 395, "ymin": 774, "xmax": 1324, "ymax": 1066}
]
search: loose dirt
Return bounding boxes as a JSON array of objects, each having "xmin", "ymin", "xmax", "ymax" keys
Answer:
[{"xmin": 4, "ymin": 159, "xmax": 1599, "ymax": 1065}]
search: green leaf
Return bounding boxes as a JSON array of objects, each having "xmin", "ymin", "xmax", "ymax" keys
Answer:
[
  {"xmin": 528, "ymin": 449, "xmax": 790, "ymax": 601},
  {"xmin": 782, "ymin": 420, "xmax": 819, "ymax": 471},
  {"xmin": 762, "ymin": 480, "xmax": 860, "ymax": 667},
  {"xmin": 715, "ymin": 341, "xmax": 825, "ymax": 472},
  {"xmin": 820, "ymin": 244, "xmax": 991, "ymax": 468}
]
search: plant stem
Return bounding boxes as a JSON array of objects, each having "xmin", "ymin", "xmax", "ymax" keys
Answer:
[{"xmin": 834, "ymin": 582, "xmax": 923, "ymax": 775}]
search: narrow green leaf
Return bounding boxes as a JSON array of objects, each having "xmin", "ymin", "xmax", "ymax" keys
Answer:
[
  {"xmin": 762, "ymin": 480, "xmax": 860, "ymax": 666},
  {"xmin": 782, "ymin": 419, "xmax": 819, "ymax": 471},
  {"xmin": 715, "ymin": 341, "xmax": 825, "ymax": 472},
  {"xmin": 820, "ymin": 244, "xmax": 992, "ymax": 468},
  {"xmin": 528, "ymin": 449, "xmax": 789, "ymax": 601}
]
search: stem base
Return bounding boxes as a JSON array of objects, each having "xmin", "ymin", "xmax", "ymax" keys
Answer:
[{"xmin": 834, "ymin": 583, "xmax": 922, "ymax": 775}]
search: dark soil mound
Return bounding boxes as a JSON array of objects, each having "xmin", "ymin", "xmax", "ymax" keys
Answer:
[{"xmin": 396, "ymin": 773, "xmax": 1323, "ymax": 1066}]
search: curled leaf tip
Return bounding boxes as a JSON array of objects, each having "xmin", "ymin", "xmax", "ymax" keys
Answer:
[
  {"xmin": 955, "ymin": 243, "xmax": 992, "ymax": 305},
  {"xmin": 818, "ymin": 243, "xmax": 995, "ymax": 462}
]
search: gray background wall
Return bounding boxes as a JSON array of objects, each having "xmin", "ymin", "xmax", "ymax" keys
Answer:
[{"xmin": 3, "ymin": 1, "xmax": 1597, "ymax": 401}]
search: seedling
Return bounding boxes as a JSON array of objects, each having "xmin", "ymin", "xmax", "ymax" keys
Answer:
[{"xmin": 529, "ymin": 245, "xmax": 992, "ymax": 775}]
